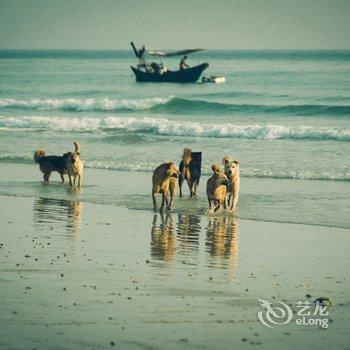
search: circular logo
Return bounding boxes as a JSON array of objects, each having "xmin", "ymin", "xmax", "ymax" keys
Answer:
[{"xmin": 258, "ymin": 298, "xmax": 293, "ymax": 328}]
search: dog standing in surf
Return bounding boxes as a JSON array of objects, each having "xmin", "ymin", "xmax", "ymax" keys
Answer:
[
  {"xmin": 67, "ymin": 142, "xmax": 84, "ymax": 188},
  {"xmin": 222, "ymin": 156, "xmax": 240, "ymax": 211},
  {"xmin": 206, "ymin": 163, "xmax": 230, "ymax": 212},
  {"xmin": 34, "ymin": 148, "xmax": 70, "ymax": 183},
  {"xmin": 152, "ymin": 162, "xmax": 179, "ymax": 213},
  {"xmin": 178, "ymin": 147, "xmax": 202, "ymax": 197}
]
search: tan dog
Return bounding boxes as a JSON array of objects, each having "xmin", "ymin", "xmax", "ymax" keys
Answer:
[
  {"xmin": 206, "ymin": 164, "xmax": 230, "ymax": 212},
  {"xmin": 223, "ymin": 156, "xmax": 240, "ymax": 211},
  {"xmin": 67, "ymin": 142, "xmax": 84, "ymax": 188},
  {"xmin": 152, "ymin": 162, "xmax": 179, "ymax": 213}
]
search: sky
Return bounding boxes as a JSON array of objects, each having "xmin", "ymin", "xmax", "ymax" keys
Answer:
[{"xmin": 0, "ymin": 0, "xmax": 349, "ymax": 50}]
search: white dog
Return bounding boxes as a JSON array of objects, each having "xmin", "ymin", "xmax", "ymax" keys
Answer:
[
  {"xmin": 67, "ymin": 142, "xmax": 84, "ymax": 188},
  {"xmin": 222, "ymin": 156, "xmax": 240, "ymax": 211}
]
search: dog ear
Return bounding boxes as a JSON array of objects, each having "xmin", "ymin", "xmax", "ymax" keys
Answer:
[
  {"xmin": 183, "ymin": 147, "xmax": 192, "ymax": 156},
  {"xmin": 233, "ymin": 160, "xmax": 240, "ymax": 165},
  {"xmin": 222, "ymin": 156, "xmax": 231, "ymax": 164},
  {"xmin": 211, "ymin": 163, "xmax": 221, "ymax": 174}
]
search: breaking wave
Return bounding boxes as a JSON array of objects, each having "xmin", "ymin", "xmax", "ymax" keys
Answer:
[
  {"xmin": 0, "ymin": 97, "xmax": 349, "ymax": 116},
  {"xmin": 0, "ymin": 115, "xmax": 349, "ymax": 141},
  {"xmin": 150, "ymin": 98, "xmax": 350, "ymax": 116},
  {"xmin": 0, "ymin": 97, "xmax": 170, "ymax": 112}
]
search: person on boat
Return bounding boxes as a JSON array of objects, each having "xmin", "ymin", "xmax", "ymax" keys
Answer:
[{"xmin": 180, "ymin": 56, "xmax": 189, "ymax": 70}]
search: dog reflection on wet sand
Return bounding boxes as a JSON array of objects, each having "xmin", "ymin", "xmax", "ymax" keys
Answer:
[
  {"xmin": 177, "ymin": 213, "xmax": 201, "ymax": 254},
  {"xmin": 151, "ymin": 214, "xmax": 177, "ymax": 261},
  {"xmin": 33, "ymin": 198, "xmax": 83, "ymax": 238},
  {"xmin": 205, "ymin": 215, "xmax": 239, "ymax": 269}
]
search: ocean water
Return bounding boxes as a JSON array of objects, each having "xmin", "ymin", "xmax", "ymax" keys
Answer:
[{"xmin": 0, "ymin": 50, "xmax": 349, "ymax": 228}]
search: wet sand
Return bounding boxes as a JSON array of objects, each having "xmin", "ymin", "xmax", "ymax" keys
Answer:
[{"xmin": 0, "ymin": 194, "xmax": 349, "ymax": 349}]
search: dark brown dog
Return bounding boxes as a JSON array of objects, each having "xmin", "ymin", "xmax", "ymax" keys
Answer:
[{"xmin": 179, "ymin": 148, "xmax": 202, "ymax": 197}]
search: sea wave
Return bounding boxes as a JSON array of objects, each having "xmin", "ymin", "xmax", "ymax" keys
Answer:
[
  {"xmin": 0, "ymin": 115, "xmax": 349, "ymax": 141},
  {"xmin": 1, "ymin": 153, "xmax": 348, "ymax": 181},
  {"xmin": 84, "ymin": 161, "xmax": 350, "ymax": 181},
  {"xmin": 150, "ymin": 97, "xmax": 350, "ymax": 115},
  {"xmin": 0, "ymin": 97, "xmax": 349, "ymax": 116},
  {"xmin": 0, "ymin": 97, "xmax": 170, "ymax": 112}
]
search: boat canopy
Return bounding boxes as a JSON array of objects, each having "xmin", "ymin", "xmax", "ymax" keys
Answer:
[{"xmin": 146, "ymin": 48, "xmax": 204, "ymax": 57}]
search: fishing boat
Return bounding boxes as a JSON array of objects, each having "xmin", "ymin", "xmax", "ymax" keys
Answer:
[{"xmin": 130, "ymin": 42, "xmax": 209, "ymax": 83}]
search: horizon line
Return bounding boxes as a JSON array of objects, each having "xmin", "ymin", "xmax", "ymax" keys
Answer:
[{"xmin": 1, "ymin": 48, "xmax": 350, "ymax": 51}]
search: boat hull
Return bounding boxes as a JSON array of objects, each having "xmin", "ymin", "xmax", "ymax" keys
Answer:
[{"xmin": 131, "ymin": 63, "xmax": 209, "ymax": 83}]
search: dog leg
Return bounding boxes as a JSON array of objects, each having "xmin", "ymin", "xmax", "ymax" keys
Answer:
[
  {"xmin": 44, "ymin": 172, "xmax": 51, "ymax": 182},
  {"xmin": 77, "ymin": 174, "xmax": 82, "ymax": 188},
  {"xmin": 227, "ymin": 193, "xmax": 232, "ymax": 207},
  {"xmin": 68, "ymin": 173, "xmax": 73, "ymax": 187},
  {"xmin": 208, "ymin": 198, "xmax": 212, "ymax": 210},
  {"xmin": 160, "ymin": 193, "xmax": 167, "ymax": 213},
  {"xmin": 193, "ymin": 182, "xmax": 199, "ymax": 197},
  {"xmin": 188, "ymin": 180, "xmax": 194, "ymax": 197},
  {"xmin": 214, "ymin": 200, "xmax": 221, "ymax": 212},
  {"xmin": 229, "ymin": 195, "xmax": 234, "ymax": 211},
  {"xmin": 178, "ymin": 175, "xmax": 184, "ymax": 198},
  {"xmin": 167, "ymin": 193, "xmax": 173, "ymax": 210},
  {"xmin": 167, "ymin": 180, "xmax": 176, "ymax": 210},
  {"xmin": 152, "ymin": 192, "xmax": 158, "ymax": 213},
  {"xmin": 232, "ymin": 192, "xmax": 239, "ymax": 211},
  {"xmin": 60, "ymin": 173, "xmax": 65, "ymax": 183}
]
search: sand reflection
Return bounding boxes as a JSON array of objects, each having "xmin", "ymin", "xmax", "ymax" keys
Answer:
[
  {"xmin": 205, "ymin": 215, "xmax": 239, "ymax": 270},
  {"xmin": 150, "ymin": 213, "xmax": 177, "ymax": 261},
  {"xmin": 33, "ymin": 198, "xmax": 83, "ymax": 238},
  {"xmin": 177, "ymin": 213, "xmax": 201, "ymax": 256},
  {"xmin": 150, "ymin": 212, "xmax": 239, "ymax": 271}
]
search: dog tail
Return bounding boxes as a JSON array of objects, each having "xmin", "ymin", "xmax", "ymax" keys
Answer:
[
  {"xmin": 34, "ymin": 149, "xmax": 45, "ymax": 163},
  {"xmin": 74, "ymin": 142, "xmax": 81, "ymax": 155}
]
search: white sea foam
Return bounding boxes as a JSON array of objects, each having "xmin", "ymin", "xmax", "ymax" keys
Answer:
[
  {"xmin": 0, "ymin": 115, "xmax": 349, "ymax": 141},
  {"xmin": 0, "ymin": 154, "xmax": 348, "ymax": 181},
  {"xmin": 83, "ymin": 161, "xmax": 350, "ymax": 181},
  {"xmin": 0, "ymin": 97, "xmax": 170, "ymax": 111}
]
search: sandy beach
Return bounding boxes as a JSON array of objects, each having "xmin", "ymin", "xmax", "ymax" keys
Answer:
[
  {"xmin": 0, "ymin": 44, "xmax": 349, "ymax": 349},
  {"xmin": 0, "ymin": 168, "xmax": 349, "ymax": 349}
]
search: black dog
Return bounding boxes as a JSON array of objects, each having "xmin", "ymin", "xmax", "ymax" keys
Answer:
[
  {"xmin": 179, "ymin": 148, "xmax": 202, "ymax": 197},
  {"xmin": 34, "ymin": 149, "xmax": 70, "ymax": 182}
]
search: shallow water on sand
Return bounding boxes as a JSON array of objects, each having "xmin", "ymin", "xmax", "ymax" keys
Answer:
[{"xmin": 0, "ymin": 163, "xmax": 349, "ymax": 229}]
